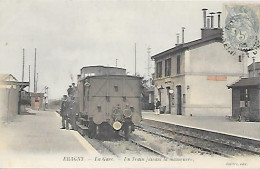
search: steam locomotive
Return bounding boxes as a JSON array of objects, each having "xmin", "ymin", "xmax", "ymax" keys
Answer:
[{"xmin": 72, "ymin": 66, "xmax": 142, "ymax": 139}]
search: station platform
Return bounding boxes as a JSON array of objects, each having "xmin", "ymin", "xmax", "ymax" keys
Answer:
[
  {"xmin": 0, "ymin": 109, "xmax": 99, "ymax": 168},
  {"xmin": 142, "ymin": 111, "xmax": 260, "ymax": 141}
]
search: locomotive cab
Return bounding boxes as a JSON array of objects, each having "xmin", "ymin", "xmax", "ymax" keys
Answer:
[{"xmin": 76, "ymin": 66, "xmax": 142, "ymax": 139}]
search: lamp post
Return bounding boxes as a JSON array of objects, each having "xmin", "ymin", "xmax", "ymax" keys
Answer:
[{"xmin": 252, "ymin": 55, "xmax": 256, "ymax": 77}]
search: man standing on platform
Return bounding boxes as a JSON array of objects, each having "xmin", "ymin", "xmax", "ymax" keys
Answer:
[
  {"xmin": 61, "ymin": 95, "xmax": 69, "ymax": 129},
  {"xmin": 69, "ymin": 96, "xmax": 78, "ymax": 130}
]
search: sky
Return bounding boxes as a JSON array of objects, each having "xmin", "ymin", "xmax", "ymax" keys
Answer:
[{"xmin": 0, "ymin": 0, "xmax": 257, "ymax": 99}]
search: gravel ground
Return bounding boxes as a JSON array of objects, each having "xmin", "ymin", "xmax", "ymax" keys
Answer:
[
  {"xmin": 83, "ymin": 126, "xmax": 219, "ymax": 161},
  {"xmin": 83, "ymin": 133, "xmax": 162, "ymax": 160},
  {"xmin": 140, "ymin": 123, "xmax": 259, "ymax": 157},
  {"xmin": 131, "ymin": 129, "xmax": 217, "ymax": 158}
]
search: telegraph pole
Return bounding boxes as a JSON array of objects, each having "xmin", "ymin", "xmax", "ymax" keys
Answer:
[
  {"xmin": 147, "ymin": 47, "xmax": 151, "ymax": 86},
  {"xmin": 34, "ymin": 48, "xmax": 37, "ymax": 93},
  {"xmin": 22, "ymin": 48, "xmax": 25, "ymax": 82},
  {"xmin": 135, "ymin": 43, "xmax": 136, "ymax": 76},
  {"xmin": 29, "ymin": 65, "xmax": 30, "ymax": 92},
  {"xmin": 36, "ymin": 73, "xmax": 38, "ymax": 93},
  {"xmin": 253, "ymin": 54, "xmax": 256, "ymax": 77}
]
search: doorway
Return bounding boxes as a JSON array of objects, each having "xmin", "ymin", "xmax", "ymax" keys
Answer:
[
  {"xmin": 166, "ymin": 87, "xmax": 171, "ymax": 114},
  {"xmin": 176, "ymin": 85, "xmax": 182, "ymax": 115}
]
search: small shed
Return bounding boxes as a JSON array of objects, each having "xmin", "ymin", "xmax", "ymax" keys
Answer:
[
  {"xmin": 31, "ymin": 93, "xmax": 44, "ymax": 110},
  {"xmin": 0, "ymin": 73, "xmax": 29, "ymax": 120},
  {"xmin": 228, "ymin": 77, "xmax": 260, "ymax": 122}
]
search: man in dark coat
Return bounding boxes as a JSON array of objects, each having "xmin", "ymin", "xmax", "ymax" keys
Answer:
[
  {"xmin": 69, "ymin": 96, "xmax": 78, "ymax": 130},
  {"xmin": 71, "ymin": 83, "xmax": 77, "ymax": 97},
  {"xmin": 61, "ymin": 95, "xmax": 69, "ymax": 129},
  {"xmin": 67, "ymin": 85, "xmax": 73, "ymax": 97}
]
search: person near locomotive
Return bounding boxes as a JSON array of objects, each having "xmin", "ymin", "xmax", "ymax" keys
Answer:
[
  {"xmin": 67, "ymin": 85, "xmax": 73, "ymax": 97},
  {"xmin": 71, "ymin": 83, "xmax": 77, "ymax": 97},
  {"xmin": 61, "ymin": 95, "xmax": 70, "ymax": 129},
  {"xmin": 155, "ymin": 98, "xmax": 161, "ymax": 115},
  {"xmin": 69, "ymin": 96, "xmax": 78, "ymax": 130}
]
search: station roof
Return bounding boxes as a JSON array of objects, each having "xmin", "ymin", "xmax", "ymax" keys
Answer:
[
  {"xmin": 0, "ymin": 81, "xmax": 29, "ymax": 89},
  {"xmin": 151, "ymin": 34, "xmax": 222, "ymax": 60},
  {"xmin": 248, "ymin": 62, "xmax": 260, "ymax": 71},
  {"xmin": 228, "ymin": 77, "xmax": 260, "ymax": 88},
  {"xmin": 0, "ymin": 73, "xmax": 18, "ymax": 82}
]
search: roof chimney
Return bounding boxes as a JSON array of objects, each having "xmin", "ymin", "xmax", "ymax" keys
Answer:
[
  {"xmin": 217, "ymin": 12, "xmax": 221, "ymax": 28},
  {"xmin": 176, "ymin": 33, "xmax": 180, "ymax": 45},
  {"xmin": 182, "ymin": 27, "xmax": 185, "ymax": 44},
  {"xmin": 201, "ymin": 10, "xmax": 223, "ymax": 39},
  {"xmin": 209, "ymin": 12, "xmax": 215, "ymax": 28},
  {"xmin": 207, "ymin": 16, "xmax": 211, "ymax": 28},
  {"xmin": 202, "ymin": 8, "xmax": 208, "ymax": 28}
]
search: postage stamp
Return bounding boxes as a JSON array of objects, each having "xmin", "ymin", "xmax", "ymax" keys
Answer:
[{"xmin": 224, "ymin": 5, "xmax": 260, "ymax": 52}]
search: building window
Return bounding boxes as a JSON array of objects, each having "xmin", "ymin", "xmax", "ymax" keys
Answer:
[
  {"xmin": 165, "ymin": 58, "xmax": 171, "ymax": 76},
  {"xmin": 239, "ymin": 55, "xmax": 242, "ymax": 62},
  {"xmin": 114, "ymin": 86, "xmax": 119, "ymax": 92},
  {"xmin": 240, "ymin": 88, "xmax": 250, "ymax": 107},
  {"xmin": 156, "ymin": 61, "xmax": 162, "ymax": 78},
  {"xmin": 183, "ymin": 94, "xmax": 186, "ymax": 103},
  {"xmin": 177, "ymin": 55, "xmax": 181, "ymax": 74}
]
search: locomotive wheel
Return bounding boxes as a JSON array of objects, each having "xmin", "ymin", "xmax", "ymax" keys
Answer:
[
  {"xmin": 96, "ymin": 125, "xmax": 99, "ymax": 136},
  {"xmin": 115, "ymin": 130, "xmax": 120, "ymax": 138},
  {"xmin": 88, "ymin": 122, "xmax": 96, "ymax": 139},
  {"xmin": 124, "ymin": 124, "xmax": 130, "ymax": 141}
]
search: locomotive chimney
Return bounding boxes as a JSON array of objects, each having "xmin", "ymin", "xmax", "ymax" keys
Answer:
[
  {"xmin": 209, "ymin": 12, "xmax": 215, "ymax": 28},
  {"xmin": 217, "ymin": 11, "xmax": 221, "ymax": 28},
  {"xmin": 181, "ymin": 27, "xmax": 185, "ymax": 44},
  {"xmin": 202, "ymin": 8, "xmax": 208, "ymax": 28}
]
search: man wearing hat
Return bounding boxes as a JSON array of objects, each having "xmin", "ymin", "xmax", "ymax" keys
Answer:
[
  {"xmin": 61, "ymin": 95, "xmax": 69, "ymax": 129},
  {"xmin": 69, "ymin": 96, "xmax": 78, "ymax": 130},
  {"xmin": 67, "ymin": 85, "xmax": 73, "ymax": 97},
  {"xmin": 71, "ymin": 83, "xmax": 77, "ymax": 97}
]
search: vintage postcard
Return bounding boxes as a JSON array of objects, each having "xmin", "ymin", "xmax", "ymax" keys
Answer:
[{"xmin": 1, "ymin": 0, "xmax": 260, "ymax": 168}]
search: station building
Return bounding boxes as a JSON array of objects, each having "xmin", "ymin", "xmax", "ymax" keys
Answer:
[
  {"xmin": 151, "ymin": 10, "xmax": 247, "ymax": 116},
  {"xmin": 228, "ymin": 77, "xmax": 260, "ymax": 121},
  {"xmin": 0, "ymin": 74, "xmax": 29, "ymax": 121},
  {"xmin": 227, "ymin": 62, "xmax": 260, "ymax": 122}
]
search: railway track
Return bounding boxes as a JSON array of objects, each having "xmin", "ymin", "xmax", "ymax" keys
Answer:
[
  {"xmin": 84, "ymin": 136, "xmax": 120, "ymax": 157},
  {"xmin": 136, "ymin": 123, "xmax": 260, "ymax": 158},
  {"xmin": 119, "ymin": 133, "xmax": 171, "ymax": 159}
]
